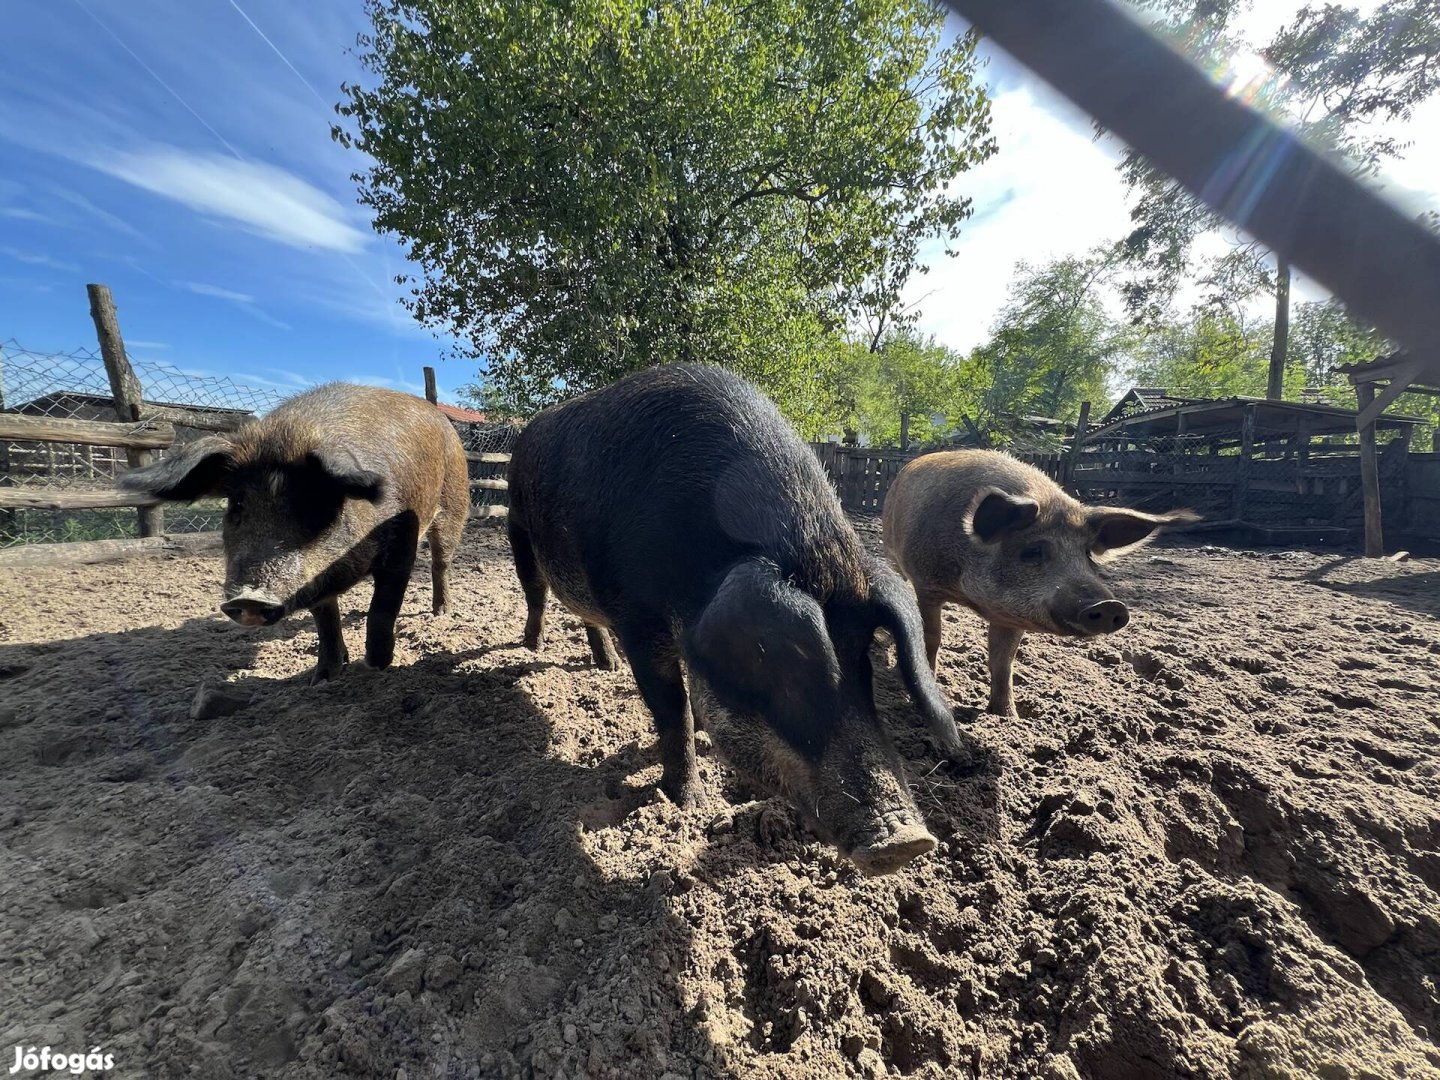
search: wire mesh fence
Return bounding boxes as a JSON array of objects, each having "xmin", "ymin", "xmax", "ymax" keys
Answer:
[
  {"xmin": 0, "ymin": 339, "xmax": 286, "ymax": 547},
  {"xmin": 451, "ymin": 418, "xmax": 521, "ymax": 513},
  {"xmin": 1, "ymin": 340, "xmax": 521, "ymax": 546}
]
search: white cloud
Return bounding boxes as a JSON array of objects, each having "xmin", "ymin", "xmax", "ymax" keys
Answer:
[
  {"xmin": 912, "ymin": 5, "xmax": 1440, "ymax": 355},
  {"xmin": 94, "ymin": 146, "xmax": 369, "ymax": 254},
  {"xmin": 0, "ymin": 207, "xmax": 50, "ymax": 223},
  {"xmin": 182, "ymin": 280, "xmax": 253, "ymax": 303},
  {"xmin": 1, "ymin": 246, "xmax": 79, "ymax": 273},
  {"xmin": 178, "ymin": 279, "xmax": 291, "ymax": 331},
  {"xmin": 52, "ymin": 189, "xmax": 145, "ymax": 240},
  {"xmin": 908, "ymin": 82, "xmax": 1133, "ymax": 352}
]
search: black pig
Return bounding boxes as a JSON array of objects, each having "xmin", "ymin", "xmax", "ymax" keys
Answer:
[{"xmin": 507, "ymin": 364, "xmax": 961, "ymax": 875}]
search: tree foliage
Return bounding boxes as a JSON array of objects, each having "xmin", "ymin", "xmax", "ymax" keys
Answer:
[
  {"xmin": 1115, "ymin": 0, "xmax": 1440, "ymax": 386},
  {"xmin": 337, "ymin": 0, "xmax": 995, "ymax": 416},
  {"xmin": 960, "ymin": 254, "xmax": 1120, "ymax": 441}
]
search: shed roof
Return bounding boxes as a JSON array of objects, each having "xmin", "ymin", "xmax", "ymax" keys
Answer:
[{"xmin": 1086, "ymin": 396, "xmax": 1423, "ymax": 441}]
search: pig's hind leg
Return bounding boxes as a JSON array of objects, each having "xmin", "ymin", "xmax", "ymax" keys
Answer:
[
  {"xmin": 508, "ymin": 521, "xmax": 548, "ymax": 650},
  {"xmin": 309, "ymin": 596, "xmax": 349, "ymax": 685},
  {"xmin": 585, "ymin": 624, "xmax": 619, "ymax": 671},
  {"xmin": 427, "ymin": 510, "xmax": 464, "ymax": 616},
  {"xmin": 620, "ymin": 626, "xmax": 700, "ymax": 807},
  {"xmin": 985, "ymin": 622, "xmax": 1025, "ymax": 718},
  {"xmin": 916, "ymin": 592, "xmax": 945, "ymax": 672}
]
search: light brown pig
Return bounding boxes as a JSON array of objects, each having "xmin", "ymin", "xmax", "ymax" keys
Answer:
[
  {"xmin": 120, "ymin": 384, "xmax": 470, "ymax": 683},
  {"xmin": 881, "ymin": 450, "xmax": 1196, "ymax": 717}
]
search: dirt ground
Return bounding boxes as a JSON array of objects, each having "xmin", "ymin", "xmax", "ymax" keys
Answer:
[{"xmin": 1, "ymin": 521, "xmax": 1438, "ymax": 1080}]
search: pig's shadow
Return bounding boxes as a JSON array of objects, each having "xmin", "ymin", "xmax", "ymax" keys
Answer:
[{"xmin": 0, "ymin": 615, "xmax": 724, "ymax": 1078}]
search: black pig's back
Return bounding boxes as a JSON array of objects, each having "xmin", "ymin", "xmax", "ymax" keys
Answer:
[{"xmin": 509, "ymin": 365, "xmax": 866, "ymax": 625}]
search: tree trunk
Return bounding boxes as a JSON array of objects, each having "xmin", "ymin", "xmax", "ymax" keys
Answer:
[
  {"xmin": 899, "ymin": 411, "xmax": 910, "ymax": 451},
  {"xmin": 1267, "ymin": 260, "xmax": 1291, "ymax": 400}
]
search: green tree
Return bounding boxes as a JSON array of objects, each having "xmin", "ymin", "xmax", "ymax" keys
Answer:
[
  {"xmin": 1117, "ymin": 0, "xmax": 1440, "ymax": 398},
  {"xmin": 962, "ymin": 253, "xmax": 1120, "ymax": 443},
  {"xmin": 337, "ymin": 0, "xmax": 995, "ymax": 417}
]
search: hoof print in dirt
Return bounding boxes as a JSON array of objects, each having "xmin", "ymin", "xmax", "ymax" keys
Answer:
[{"xmin": 190, "ymin": 679, "xmax": 252, "ymax": 721}]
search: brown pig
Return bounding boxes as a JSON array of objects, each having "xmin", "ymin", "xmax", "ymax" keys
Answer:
[
  {"xmin": 119, "ymin": 383, "xmax": 469, "ymax": 683},
  {"xmin": 881, "ymin": 450, "xmax": 1196, "ymax": 717}
]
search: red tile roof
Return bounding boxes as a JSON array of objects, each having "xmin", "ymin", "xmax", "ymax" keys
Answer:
[{"xmin": 434, "ymin": 402, "xmax": 489, "ymax": 423}]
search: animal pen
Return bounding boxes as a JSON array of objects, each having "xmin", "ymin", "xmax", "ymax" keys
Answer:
[{"xmin": 812, "ymin": 390, "xmax": 1440, "ymax": 552}]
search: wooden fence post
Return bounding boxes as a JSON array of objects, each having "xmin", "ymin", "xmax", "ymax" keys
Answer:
[
  {"xmin": 1064, "ymin": 401, "xmax": 1090, "ymax": 492},
  {"xmin": 423, "ymin": 366, "xmax": 438, "ymax": 405},
  {"xmin": 1356, "ymin": 382, "xmax": 1383, "ymax": 555},
  {"xmin": 1231, "ymin": 403, "xmax": 1256, "ymax": 523},
  {"xmin": 88, "ymin": 284, "xmax": 162, "ymax": 538}
]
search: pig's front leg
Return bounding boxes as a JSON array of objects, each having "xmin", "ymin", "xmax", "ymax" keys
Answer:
[
  {"xmin": 309, "ymin": 596, "xmax": 349, "ymax": 685},
  {"xmin": 365, "ymin": 566, "xmax": 411, "ymax": 670},
  {"xmin": 985, "ymin": 622, "xmax": 1024, "ymax": 718},
  {"xmin": 622, "ymin": 628, "xmax": 700, "ymax": 807}
]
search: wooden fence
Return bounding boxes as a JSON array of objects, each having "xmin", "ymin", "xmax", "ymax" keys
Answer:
[
  {"xmin": 810, "ymin": 440, "xmax": 1440, "ymax": 548},
  {"xmin": 0, "ymin": 286, "xmax": 260, "ymax": 554}
]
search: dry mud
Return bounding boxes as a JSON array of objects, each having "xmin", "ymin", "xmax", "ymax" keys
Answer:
[{"xmin": 0, "ymin": 522, "xmax": 1438, "ymax": 1079}]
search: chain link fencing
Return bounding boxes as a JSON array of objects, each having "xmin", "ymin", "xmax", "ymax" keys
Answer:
[
  {"xmin": 0, "ymin": 340, "xmax": 285, "ymax": 547},
  {"xmin": 1, "ymin": 340, "xmax": 521, "ymax": 546},
  {"xmin": 450, "ymin": 418, "xmax": 522, "ymax": 514}
]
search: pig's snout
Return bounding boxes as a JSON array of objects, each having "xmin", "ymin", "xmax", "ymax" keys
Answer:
[
  {"xmin": 1075, "ymin": 599, "xmax": 1129, "ymax": 635},
  {"xmin": 848, "ymin": 819, "xmax": 937, "ymax": 877},
  {"xmin": 221, "ymin": 590, "xmax": 285, "ymax": 627}
]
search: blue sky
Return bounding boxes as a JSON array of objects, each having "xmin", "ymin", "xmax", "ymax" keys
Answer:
[{"xmin": 2, "ymin": 1, "xmax": 1437, "ymax": 408}]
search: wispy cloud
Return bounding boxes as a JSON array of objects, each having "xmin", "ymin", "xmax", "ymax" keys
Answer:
[
  {"xmin": 1, "ymin": 246, "xmax": 79, "ymax": 273},
  {"xmin": 53, "ymin": 189, "xmax": 144, "ymax": 240},
  {"xmin": 126, "ymin": 339, "xmax": 170, "ymax": 349},
  {"xmin": 95, "ymin": 145, "xmax": 369, "ymax": 254},
  {"xmin": 182, "ymin": 280, "xmax": 253, "ymax": 303},
  {"xmin": 0, "ymin": 207, "xmax": 51, "ymax": 223},
  {"xmin": 178, "ymin": 279, "xmax": 291, "ymax": 331}
]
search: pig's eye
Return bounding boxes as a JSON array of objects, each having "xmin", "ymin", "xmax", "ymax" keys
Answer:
[
  {"xmin": 1019, "ymin": 542, "xmax": 1047, "ymax": 563},
  {"xmin": 226, "ymin": 498, "xmax": 242, "ymax": 523}
]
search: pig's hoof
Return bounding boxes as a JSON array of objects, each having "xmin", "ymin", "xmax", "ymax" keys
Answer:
[
  {"xmin": 308, "ymin": 663, "xmax": 345, "ymax": 686},
  {"xmin": 755, "ymin": 804, "xmax": 798, "ymax": 848},
  {"xmin": 849, "ymin": 823, "xmax": 937, "ymax": 877},
  {"xmin": 659, "ymin": 771, "xmax": 700, "ymax": 809}
]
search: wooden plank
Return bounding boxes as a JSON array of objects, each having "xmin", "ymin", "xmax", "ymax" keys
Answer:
[
  {"xmin": 470, "ymin": 504, "xmax": 507, "ymax": 519},
  {"xmin": 0, "ymin": 531, "xmax": 223, "ymax": 569},
  {"xmin": 89, "ymin": 283, "xmax": 164, "ymax": 539},
  {"xmin": 1232, "ymin": 405, "xmax": 1256, "ymax": 521},
  {"xmin": 139, "ymin": 403, "xmax": 252, "ymax": 433},
  {"xmin": 0, "ymin": 487, "xmax": 162, "ymax": 511},
  {"xmin": 470, "ymin": 477, "xmax": 509, "ymax": 491},
  {"xmin": 1357, "ymin": 382, "xmax": 1384, "ymax": 556},
  {"xmin": 1354, "ymin": 357, "xmax": 1425, "ymax": 429},
  {"xmin": 1071, "ymin": 471, "xmax": 1238, "ymax": 485},
  {"xmin": 464, "ymin": 451, "xmax": 511, "ymax": 464},
  {"xmin": 0, "ymin": 413, "xmax": 176, "ymax": 449},
  {"xmin": 1064, "ymin": 402, "xmax": 1090, "ymax": 491}
]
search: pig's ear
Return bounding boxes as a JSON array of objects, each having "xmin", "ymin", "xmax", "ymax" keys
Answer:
[
  {"xmin": 117, "ymin": 436, "xmax": 233, "ymax": 501},
  {"xmin": 686, "ymin": 560, "xmax": 840, "ymax": 754},
  {"xmin": 964, "ymin": 488, "xmax": 1039, "ymax": 544},
  {"xmin": 867, "ymin": 559, "xmax": 963, "ymax": 756},
  {"xmin": 1088, "ymin": 507, "xmax": 1200, "ymax": 562},
  {"xmin": 309, "ymin": 448, "xmax": 384, "ymax": 503}
]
